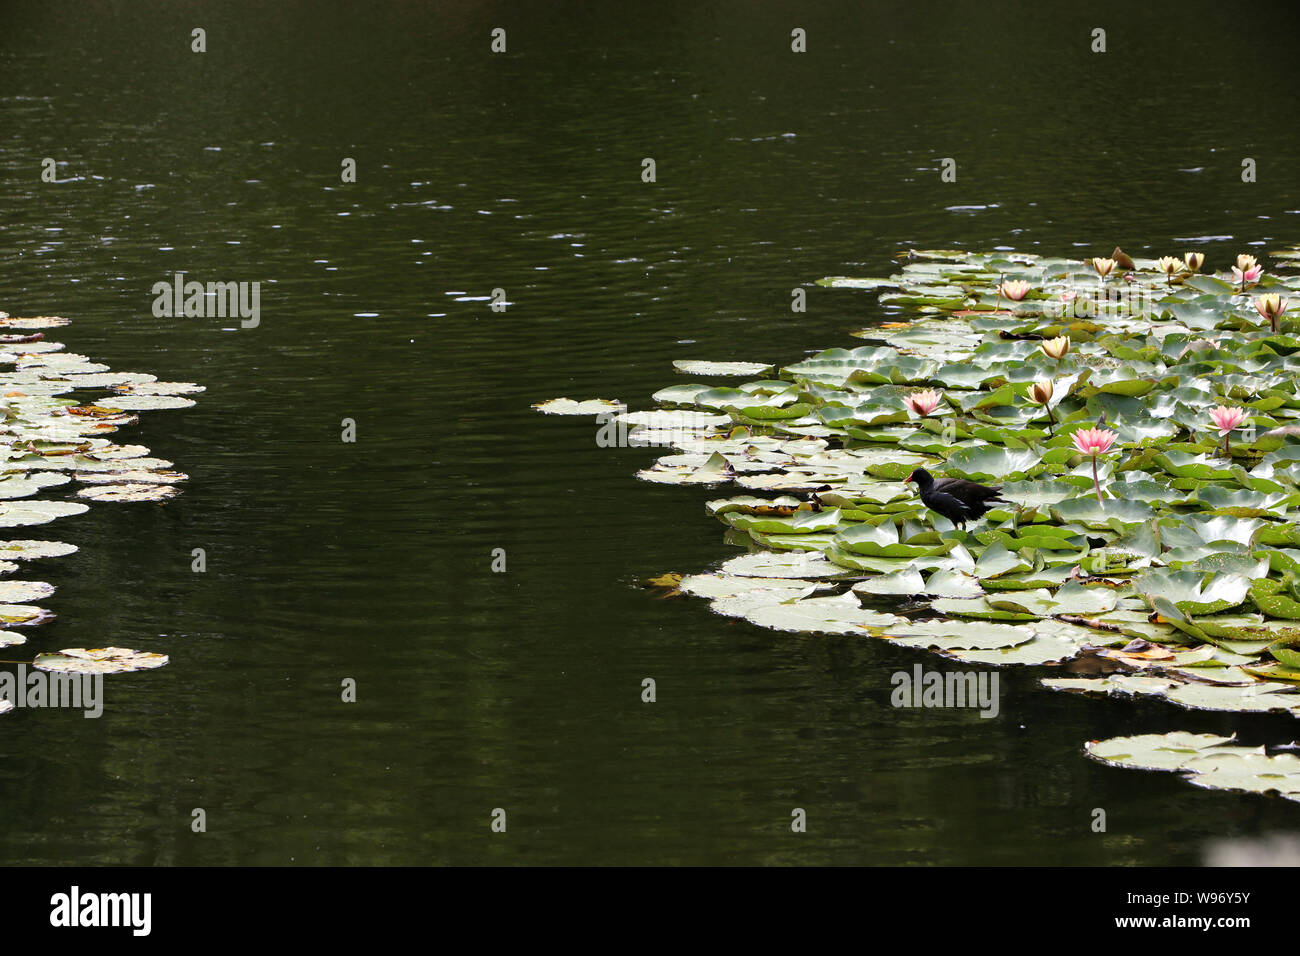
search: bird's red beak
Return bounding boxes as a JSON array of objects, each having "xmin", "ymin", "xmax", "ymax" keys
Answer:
[{"xmin": 904, "ymin": 470, "xmax": 915, "ymax": 483}]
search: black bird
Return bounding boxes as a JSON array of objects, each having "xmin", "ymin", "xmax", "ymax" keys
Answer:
[{"xmin": 905, "ymin": 468, "xmax": 1007, "ymax": 529}]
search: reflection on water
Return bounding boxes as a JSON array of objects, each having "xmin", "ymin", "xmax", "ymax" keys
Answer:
[{"xmin": 0, "ymin": 1, "xmax": 1298, "ymax": 864}]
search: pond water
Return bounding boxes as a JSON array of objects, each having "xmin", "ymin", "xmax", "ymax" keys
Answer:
[{"xmin": 1, "ymin": 1, "xmax": 1299, "ymax": 865}]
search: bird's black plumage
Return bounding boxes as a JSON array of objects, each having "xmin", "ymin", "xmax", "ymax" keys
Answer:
[{"xmin": 905, "ymin": 468, "xmax": 1007, "ymax": 529}]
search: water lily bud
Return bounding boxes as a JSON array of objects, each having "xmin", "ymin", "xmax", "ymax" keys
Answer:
[
  {"xmin": 1158, "ymin": 256, "xmax": 1181, "ymax": 277},
  {"xmin": 1092, "ymin": 257, "xmax": 1116, "ymax": 279},
  {"xmin": 999, "ymin": 279, "xmax": 1031, "ymax": 301},
  {"xmin": 1041, "ymin": 336, "xmax": 1070, "ymax": 360},
  {"xmin": 1255, "ymin": 293, "xmax": 1289, "ymax": 325},
  {"xmin": 1237, "ymin": 253, "xmax": 1258, "ymax": 272},
  {"xmin": 1184, "ymin": 251, "xmax": 1205, "ymax": 271}
]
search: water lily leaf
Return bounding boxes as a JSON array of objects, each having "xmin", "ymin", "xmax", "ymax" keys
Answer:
[
  {"xmin": 1086, "ymin": 732, "xmax": 1244, "ymax": 771},
  {"xmin": 940, "ymin": 632, "xmax": 1081, "ymax": 665},
  {"xmin": 620, "ymin": 410, "xmax": 730, "ymax": 429},
  {"xmin": 1164, "ymin": 682, "xmax": 1300, "ymax": 714},
  {"xmin": 1175, "ymin": 513, "xmax": 1266, "ymax": 547},
  {"xmin": 998, "ymin": 480, "xmax": 1075, "ymax": 508},
  {"xmin": 638, "ymin": 451, "xmax": 735, "ymax": 485},
  {"xmin": 749, "ymin": 531, "xmax": 838, "ymax": 552},
  {"xmin": 852, "ymin": 568, "xmax": 925, "ymax": 596},
  {"xmin": 743, "ymin": 593, "xmax": 906, "ymax": 635},
  {"xmin": 0, "ymin": 539, "xmax": 77, "ymax": 560},
  {"xmin": 532, "ymin": 397, "xmax": 625, "ymax": 415},
  {"xmin": 710, "ymin": 586, "xmax": 829, "ymax": 618},
  {"xmin": 0, "ymin": 604, "xmax": 52, "ymax": 625},
  {"xmin": 1242, "ymin": 661, "xmax": 1300, "ymax": 683},
  {"xmin": 76, "ymin": 483, "xmax": 180, "ymax": 502},
  {"xmin": 0, "ymin": 580, "xmax": 53, "ymax": 602},
  {"xmin": 985, "ymin": 581, "xmax": 1118, "ymax": 617},
  {"xmin": 1249, "ymin": 580, "xmax": 1300, "ymax": 620},
  {"xmin": 1044, "ymin": 673, "xmax": 1178, "ymax": 700},
  {"xmin": 818, "ymin": 403, "xmax": 911, "ymax": 428},
  {"xmin": 972, "ymin": 541, "xmax": 1032, "ymax": 579},
  {"xmin": 88, "ymin": 395, "xmax": 196, "ymax": 411},
  {"xmin": 1050, "ymin": 496, "xmax": 1154, "ymax": 528},
  {"xmin": 1187, "ymin": 766, "xmax": 1300, "ymax": 796},
  {"xmin": 882, "ymin": 620, "xmax": 1034, "ymax": 650},
  {"xmin": 930, "ymin": 596, "xmax": 1035, "ymax": 621},
  {"xmin": 74, "ymin": 468, "xmax": 187, "ymax": 485},
  {"xmin": 942, "ymin": 445, "xmax": 1045, "ymax": 482},
  {"xmin": 1155, "ymin": 451, "xmax": 1236, "ymax": 480},
  {"xmin": 34, "ymin": 647, "xmax": 169, "ymax": 674},
  {"xmin": 924, "ymin": 569, "xmax": 985, "ymax": 598},
  {"xmin": 0, "ymin": 316, "xmax": 70, "ymax": 329},
  {"xmin": 722, "ymin": 507, "xmax": 843, "ymax": 535},
  {"xmin": 834, "ymin": 521, "xmax": 953, "ymax": 558},
  {"xmin": 672, "ymin": 360, "xmax": 771, "ymax": 376},
  {"xmin": 1195, "ymin": 484, "xmax": 1293, "ymax": 515},
  {"xmin": 718, "ymin": 551, "xmax": 846, "ymax": 579},
  {"xmin": 111, "ymin": 381, "xmax": 205, "ymax": 396},
  {"xmin": 816, "ymin": 276, "xmax": 899, "ymax": 290},
  {"xmin": 1137, "ymin": 569, "xmax": 1251, "ymax": 615},
  {"xmin": 0, "ymin": 500, "xmax": 89, "ymax": 527},
  {"xmin": 0, "ymin": 473, "xmax": 71, "ymax": 499}
]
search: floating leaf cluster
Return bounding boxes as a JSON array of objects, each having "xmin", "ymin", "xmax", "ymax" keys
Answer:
[
  {"xmin": 537, "ymin": 246, "xmax": 1300, "ymax": 801},
  {"xmin": 0, "ymin": 311, "xmax": 199, "ymax": 703},
  {"xmin": 1087, "ymin": 731, "xmax": 1300, "ymax": 801}
]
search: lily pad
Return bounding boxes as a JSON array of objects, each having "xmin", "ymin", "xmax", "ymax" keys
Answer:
[
  {"xmin": 34, "ymin": 647, "xmax": 169, "ymax": 674},
  {"xmin": 531, "ymin": 397, "xmax": 624, "ymax": 415}
]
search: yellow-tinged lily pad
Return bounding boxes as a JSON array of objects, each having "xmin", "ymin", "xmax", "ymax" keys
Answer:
[
  {"xmin": 0, "ymin": 540, "xmax": 77, "ymax": 560},
  {"xmin": 75, "ymin": 483, "xmax": 180, "ymax": 502},
  {"xmin": 34, "ymin": 647, "xmax": 169, "ymax": 674}
]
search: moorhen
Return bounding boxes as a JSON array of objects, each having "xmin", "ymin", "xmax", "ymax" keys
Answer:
[{"xmin": 905, "ymin": 468, "xmax": 1007, "ymax": 529}]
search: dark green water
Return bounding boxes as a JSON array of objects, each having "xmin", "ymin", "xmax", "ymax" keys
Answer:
[{"xmin": 1, "ymin": 0, "xmax": 1299, "ymax": 865}]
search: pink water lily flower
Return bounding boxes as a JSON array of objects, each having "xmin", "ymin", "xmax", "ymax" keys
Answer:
[
  {"xmin": 1232, "ymin": 264, "xmax": 1264, "ymax": 292},
  {"xmin": 1210, "ymin": 405, "xmax": 1246, "ymax": 457},
  {"xmin": 1073, "ymin": 427, "xmax": 1117, "ymax": 457},
  {"xmin": 1210, "ymin": 405, "xmax": 1245, "ymax": 435},
  {"xmin": 904, "ymin": 389, "xmax": 944, "ymax": 416},
  {"xmin": 1073, "ymin": 426, "xmax": 1117, "ymax": 503},
  {"xmin": 999, "ymin": 280, "xmax": 1031, "ymax": 301}
]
